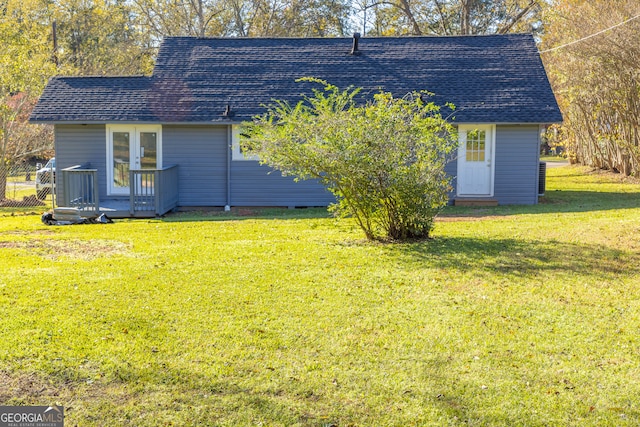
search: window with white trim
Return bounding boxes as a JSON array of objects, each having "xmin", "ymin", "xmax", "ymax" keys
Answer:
[{"xmin": 231, "ymin": 125, "xmax": 259, "ymax": 161}]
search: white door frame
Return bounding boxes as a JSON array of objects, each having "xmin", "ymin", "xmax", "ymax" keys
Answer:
[
  {"xmin": 456, "ymin": 124, "xmax": 496, "ymax": 197},
  {"xmin": 106, "ymin": 124, "xmax": 162, "ymax": 196}
]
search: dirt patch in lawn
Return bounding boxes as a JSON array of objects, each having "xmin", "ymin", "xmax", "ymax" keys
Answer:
[
  {"xmin": 0, "ymin": 239, "xmax": 132, "ymax": 260},
  {"xmin": 0, "ymin": 370, "xmax": 135, "ymax": 416},
  {"xmin": 0, "ymin": 371, "xmax": 68, "ymax": 404},
  {"xmin": 1, "ymin": 229, "xmax": 56, "ymax": 236}
]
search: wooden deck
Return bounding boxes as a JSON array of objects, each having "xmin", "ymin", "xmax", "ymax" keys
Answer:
[
  {"xmin": 61, "ymin": 165, "xmax": 178, "ymax": 219},
  {"xmin": 98, "ymin": 199, "xmax": 159, "ymax": 218},
  {"xmin": 70, "ymin": 199, "xmax": 163, "ymax": 219}
]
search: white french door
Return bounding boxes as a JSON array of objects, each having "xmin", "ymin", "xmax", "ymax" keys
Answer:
[
  {"xmin": 107, "ymin": 125, "xmax": 162, "ymax": 195},
  {"xmin": 457, "ymin": 124, "xmax": 495, "ymax": 197}
]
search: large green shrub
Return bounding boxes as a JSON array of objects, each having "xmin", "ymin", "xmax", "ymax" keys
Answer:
[{"xmin": 243, "ymin": 79, "xmax": 457, "ymax": 241}]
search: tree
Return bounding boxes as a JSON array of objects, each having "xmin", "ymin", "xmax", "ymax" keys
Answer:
[
  {"xmin": 132, "ymin": 0, "xmax": 351, "ymax": 39},
  {"xmin": 1, "ymin": 0, "xmax": 160, "ymax": 200},
  {"xmin": 223, "ymin": 0, "xmax": 352, "ymax": 37},
  {"xmin": 354, "ymin": 0, "xmax": 544, "ymax": 36},
  {"xmin": 132, "ymin": 0, "xmax": 226, "ymax": 39},
  {"xmin": 0, "ymin": 0, "xmax": 57, "ymax": 200},
  {"xmin": 243, "ymin": 79, "xmax": 457, "ymax": 241},
  {"xmin": 542, "ymin": 0, "xmax": 640, "ymax": 176},
  {"xmin": 54, "ymin": 0, "xmax": 154, "ymax": 75}
]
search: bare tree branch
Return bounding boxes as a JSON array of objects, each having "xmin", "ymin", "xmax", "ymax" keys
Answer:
[
  {"xmin": 498, "ymin": 0, "xmax": 538, "ymax": 34},
  {"xmin": 397, "ymin": 0, "xmax": 422, "ymax": 35},
  {"xmin": 433, "ymin": 0, "xmax": 452, "ymax": 35}
]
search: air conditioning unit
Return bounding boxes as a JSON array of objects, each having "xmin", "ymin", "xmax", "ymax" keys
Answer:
[{"xmin": 538, "ymin": 161, "xmax": 546, "ymax": 196}]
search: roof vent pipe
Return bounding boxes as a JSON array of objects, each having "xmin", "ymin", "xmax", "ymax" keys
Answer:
[
  {"xmin": 351, "ymin": 33, "xmax": 361, "ymax": 55},
  {"xmin": 223, "ymin": 98, "xmax": 234, "ymax": 117}
]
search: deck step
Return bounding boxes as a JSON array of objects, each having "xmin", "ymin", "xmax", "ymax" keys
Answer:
[
  {"xmin": 52, "ymin": 207, "xmax": 85, "ymax": 222},
  {"xmin": 454, "ymin": 198, "xmax": 498, "ymax": 207}
]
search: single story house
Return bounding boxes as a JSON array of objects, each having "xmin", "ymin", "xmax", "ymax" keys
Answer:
[{"xmin": 30, "ymin": 34, "xmax": 562, "ymax": 217}]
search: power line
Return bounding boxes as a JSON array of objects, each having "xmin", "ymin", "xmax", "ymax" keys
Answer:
[{"xmin": 539, "ymin": 12, "xmax": 640, "ymax": 54}]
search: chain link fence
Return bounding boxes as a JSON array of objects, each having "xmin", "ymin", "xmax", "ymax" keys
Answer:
[{"xmin": 0, "ymin": 162, "xmax": 56, "ymax": 211}]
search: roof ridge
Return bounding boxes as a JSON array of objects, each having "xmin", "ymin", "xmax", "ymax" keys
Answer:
[
  {"xmin": 51, "ymin": 75, "xmax": 149, "ymax": 79},
  {"xmin": 161, "ymin": 33, "xmax": 534, "ymax": 42}
]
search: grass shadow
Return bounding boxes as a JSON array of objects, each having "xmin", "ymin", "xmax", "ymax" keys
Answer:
[
  {"xmin": 441, "ymin": 190, "xmax": 640, "ymax": 219},
  {"xmin": 160, "ymin": 207, "xmax": 332, "ymax": 223},
  {"xmin": 160, "ymin": 188, "xmax": 640, "ymax": 225},
  {"xmin": 2, "ymin": 363, "xmax": 337, "ymax": 426},
  {"xmin": 384, "ymin": 236, "xmax": 640, "ymax": 280}
]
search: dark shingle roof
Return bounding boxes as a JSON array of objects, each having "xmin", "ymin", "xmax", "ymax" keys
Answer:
[
  {"xmin": 30, "ymin": 34, "xmax": 562, "ymax": 124},
  {"xmin": 31, "ymin": 76, "xmax": 152, "ymax": 122}
]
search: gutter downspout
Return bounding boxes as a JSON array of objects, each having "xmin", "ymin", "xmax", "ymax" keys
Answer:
[{"xmin": 225, "ymin": 125, "xmax": 231, "ymax": 211}]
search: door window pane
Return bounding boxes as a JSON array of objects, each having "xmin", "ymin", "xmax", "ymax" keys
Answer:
[
  {"xmin": 465, "ymin": 130, "xmax": 486, "ymax": 162},
  {"xmin": 139, "ymin": 132, "xmax": 157, "ymax": 170},
  {"xmin": 113, "ymin": 132, "xmax": 130, "ymax": 188}
]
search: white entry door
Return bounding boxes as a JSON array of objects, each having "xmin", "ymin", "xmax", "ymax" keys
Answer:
[
  {"xmin": 107, "ymin": 125, "xmax": 162, "ymax": 195},
  {"xmin": 457, "ymin": 124, "xmax": 495, "ymax": 197}
]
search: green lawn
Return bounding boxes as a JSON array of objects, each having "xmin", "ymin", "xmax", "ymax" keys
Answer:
[{"xmin": 1, "ymin": 165, "xmax": 639, "ymax": 426}]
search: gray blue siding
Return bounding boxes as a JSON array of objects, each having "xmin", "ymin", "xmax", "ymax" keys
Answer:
[
  {"xmin": 444, "ymin": 156, "xmax": 458, "ymax": 202},
  {"xmin": 163, "ymin": 125, "xmax": 334, "ymax": 207},
  {"xmin": 163, "ymin": 125, "xmax": 227, "ymax": 206},
  {"xmin": 53, "ymin": 123, "xmax": 541, "ymax": 210},
  {"xmin": 230, "ymin": 160, "xmax": 334, "ymax": 207},
  {"xmin": 54, "ymin": 125, "xmax": 107, "ymax": 203},
  {"xmin": 493, "ymin": 125, "xmax": 540, "ymax": 204}
]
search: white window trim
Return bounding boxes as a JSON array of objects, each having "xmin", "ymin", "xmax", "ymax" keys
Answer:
[
  {"xmin": 106, "ymin": 124, "xmax": 163, "ymax": 196},
  {"xmin": 456, "ymin": 124, "xmax": 496, "ymax": 197},
  {"xmin": 231, "ymin": 125, "xmax": 259, "ymax": 161}
]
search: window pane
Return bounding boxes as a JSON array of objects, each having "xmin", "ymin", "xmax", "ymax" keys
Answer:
[
  {"xmin": 140, "ymin": 132, "xmax": 157, "ymax": 170},
  {"xmin": 113, "ymin": 132, "xmax": 130, "ymax": 188},
  {"xmin": 465, "ymin": 129, "xmax": 488, "ymax": 162}
]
